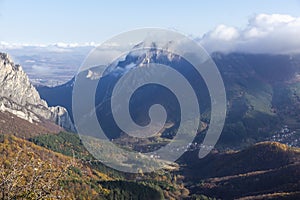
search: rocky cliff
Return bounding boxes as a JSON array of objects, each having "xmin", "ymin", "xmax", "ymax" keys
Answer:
[{"xmin": 0, "ymin": 53, "xmax": 75, "ymax": 132}]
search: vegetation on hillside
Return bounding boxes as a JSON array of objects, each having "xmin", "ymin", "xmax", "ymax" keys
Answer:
[
  {"xmin": 180, "ymin": 142, "xmax": 300, "ymax": 199},
  {"xmin": 0, "ymin": 134, "xmax": 172, "ymax": 199}
]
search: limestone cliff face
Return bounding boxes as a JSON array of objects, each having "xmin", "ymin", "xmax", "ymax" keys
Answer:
[{"xmin": 0, "ymin": 53, "xmax": 75, "ymax": 132}]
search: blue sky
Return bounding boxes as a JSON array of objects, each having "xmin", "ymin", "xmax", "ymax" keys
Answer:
[{"xmin": 0, "ymin": 0, "xmax": 300, "ymax": 44}]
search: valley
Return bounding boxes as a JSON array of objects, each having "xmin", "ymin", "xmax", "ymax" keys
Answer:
[{"xmin": 1, "ymin": 50, "xmax": 300, "ymax": 199}]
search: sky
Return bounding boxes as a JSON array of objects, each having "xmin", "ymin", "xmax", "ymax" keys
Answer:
[{"xmin": 1, "ymin": 0, "xmax": 300, "ymax": 45}]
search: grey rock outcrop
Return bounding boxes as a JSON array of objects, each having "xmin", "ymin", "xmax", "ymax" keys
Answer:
[{"xmin": 0, "ymin": 52, "xmax": 75, "ymax": 132}]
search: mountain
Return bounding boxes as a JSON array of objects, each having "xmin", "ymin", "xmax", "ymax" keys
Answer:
[
  {"xmin": 214, "ymin": 53, "xmax": 300, "ymax": 147},
  {"xmin": 179, "ymin": 142, "xmax": 300, "ymax": 199},
  {"xmin": 37, "ymin": 49, "xmax": 300, "ymax": 149},
  {"xmin": 1, "ymin": 48, "xmax": 300, "ymax": 198},
  {"xmin": 0, "ymin": 53, "xmax": 75, "ymax": 133}
]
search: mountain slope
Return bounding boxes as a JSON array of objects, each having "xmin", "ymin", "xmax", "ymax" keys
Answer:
[
  {"xmin": 0, "ymin": 52, "xmax": 75, "ymax": 132},
  {"xmin": 0, "ymin": 134, "xmax": 110, "ymax": 199},
  {"xmin": 30, "ymin": 131, "xmax": 300, "ymax": 199},
  {"xmin": 214, "ymin": 53, "xmax": 300, "ymax": 147},
  {"xmin": 180, "ymin": 142, "xmax": 300, "ymax": 199},
  {"xmin": 0, "ymin": 134, "xmax": 169, "ymax": 200},
  {"xmin": 0, "ymin": 111, "xmax": 63, "ymax": 138},
  {"xmin": 30, "ymin": 131, "xmax": 192, "ymax": 199}
]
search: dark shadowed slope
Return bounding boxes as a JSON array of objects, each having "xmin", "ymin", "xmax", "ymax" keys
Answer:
[{"xmin": 180, "ymin": 142, "xmax": 300, "ymax": 199}]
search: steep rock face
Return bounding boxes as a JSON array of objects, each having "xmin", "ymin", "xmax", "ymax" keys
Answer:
[{"xmin": 0, "ymin": 53, "xmax": 75, "ymax": 132}]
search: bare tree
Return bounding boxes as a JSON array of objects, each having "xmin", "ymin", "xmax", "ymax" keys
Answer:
[{"xmin": 0, "ymin": 147, "xmax": 72, "ymax": 200}]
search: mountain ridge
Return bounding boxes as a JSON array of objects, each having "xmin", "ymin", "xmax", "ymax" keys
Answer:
[
  {"xmin": 0, "ymin": 52, "xmax": 75, "ymax": 132},
  {"xmin": 37, "ymin": 51, "xmax": 300, "ymax": 148}
]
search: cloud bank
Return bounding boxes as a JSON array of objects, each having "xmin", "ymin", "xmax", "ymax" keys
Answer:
[
  {"xmin": 200, "ymin": 13, "xmax": 300, "ymax": 54},
  {"xmin": 1, "ymin": 14, "xmax": 300, "ymax": 55},
  {"xmin": 0, "ymin": 41, "xmax": 97, "ymax": 51}
]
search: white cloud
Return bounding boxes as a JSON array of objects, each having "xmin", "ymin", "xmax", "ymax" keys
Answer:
[
  {"xmin": 208, "ymin": 25, "xmax": 240, "ymax": 41},
  {"xmin": 31, "ymin": 65, "xmax": 52, "ymax": 74},
  {"xmin": 24, "ymin": 60, "xmax": 35, "ymax": 63},
  {"xmin": 51, "ymin": 42, "xmax": 99, "ymax": 48},
  {"xmin": 0, "ymin": 42, "xmax": 98, "ymax": 50},
  {"xmin": 1, "ymin": 14, "xmax": 300, "ymax": 55},
  {"xmin": 200, "ymin": 13, "xmax": 300, "ymax": 54}
]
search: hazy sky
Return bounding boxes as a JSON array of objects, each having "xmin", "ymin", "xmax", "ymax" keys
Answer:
[{"xmin": 1, "ymin": 0, "xmax": 300, "ymax": 44}]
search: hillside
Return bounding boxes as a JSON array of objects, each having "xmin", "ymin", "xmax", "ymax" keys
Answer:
[
  {"xmin": 0, "ymin": 134, "xmax": 110, "ymax": 199},
  {"xmin": 30, "ymin": 131, "xmax": 191, "ymax": 199},
  {"xmin": 0, "ymin": 134, "xmax": 172, "ymax": 200},
  {"xmin": 0, "ymin": 111, "xmax": 62, "ymax": 138},
  {"xmin": 180, "ymin": 142, "xmax": 300, "ymax": 199},
  {"xmin": 215, "ymin": 53, "xmax": 300, "ymax": 147},
  {"xmin": 30, "ymin": 132, "xmax": 300, "ymax": 199}
]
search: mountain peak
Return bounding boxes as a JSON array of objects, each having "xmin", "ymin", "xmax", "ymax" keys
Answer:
[
  {"xmin": 0, "ymin": 52, "xmax": 12, "ymax": 63},
  {"xmin": 0, "ymin": 52, "xmax": 21, "ymax": 71}
]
